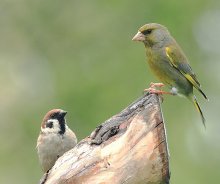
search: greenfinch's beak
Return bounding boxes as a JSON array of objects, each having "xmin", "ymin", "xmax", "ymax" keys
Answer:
[{"xmin": 132, "ymin": 31, "xmax": 145, "ymax": 41}]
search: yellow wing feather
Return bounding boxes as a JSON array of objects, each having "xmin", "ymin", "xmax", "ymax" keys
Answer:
[{"xmin": 165, "ymin": 47, "xmax": 208, "ymax": 100}]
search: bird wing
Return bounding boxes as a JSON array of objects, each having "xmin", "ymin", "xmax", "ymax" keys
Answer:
[
  {"xmin": 165, "ymin": 46, "xmax": 201, "ymax": 88},
  {"xmin": 165, "ymin": 46, "xmax": 208, "ymax": 100}
]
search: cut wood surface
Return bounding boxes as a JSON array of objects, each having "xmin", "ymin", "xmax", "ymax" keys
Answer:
[{"xmin": 40, "ymin": 93, "xmax": 170, "ymax": 184}]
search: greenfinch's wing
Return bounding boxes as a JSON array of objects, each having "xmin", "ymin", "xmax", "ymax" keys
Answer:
[
  {"xmin": 165, "ymin": 46, "xmax": 208, "ymax": 100},
  {"xmin": 165, "ymin": 46, "xmax": 200, "ymax": 87}
]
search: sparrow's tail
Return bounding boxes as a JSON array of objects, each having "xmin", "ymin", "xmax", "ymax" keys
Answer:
[{"xmin": 189, "ymin": 95, "xmax": 206, "ymax": 128}]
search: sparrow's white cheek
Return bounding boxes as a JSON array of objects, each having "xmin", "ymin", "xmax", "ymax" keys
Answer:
[{"xmin": 41, "ymin": 119, "xmax": 60, "ymax": 134}]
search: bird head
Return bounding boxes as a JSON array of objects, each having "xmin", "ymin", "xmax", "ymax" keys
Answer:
[
  {"xmin": 132, "ymin": 23, "xmax": 170, "ymax": 47},
  {"xmin": 41, "ymin": 109, "xmax": 67, "ymax": 135}
]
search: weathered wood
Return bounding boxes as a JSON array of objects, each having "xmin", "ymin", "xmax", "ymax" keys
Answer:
[{"xmin": 40, "ymin": 93, "xmax": 170, "ymax": 184}]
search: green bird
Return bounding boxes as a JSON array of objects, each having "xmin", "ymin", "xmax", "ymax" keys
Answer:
[{"xmin": 132, "ymin": 23, "xmax": 208, "ymax": 127}]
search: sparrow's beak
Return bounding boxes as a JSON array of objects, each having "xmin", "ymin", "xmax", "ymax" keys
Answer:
[
  {"xmin": 59, "ymin": 110, "xmax": 67, "ymax": 118},
  {"xmin": 132, "ymin": 31, "xmax": 145, "ymax": 41}
]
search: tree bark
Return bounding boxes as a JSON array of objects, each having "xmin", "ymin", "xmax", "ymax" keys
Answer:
[{"xmin": 40, "ymin": 93, "xmax": 170, "ymax": 184}]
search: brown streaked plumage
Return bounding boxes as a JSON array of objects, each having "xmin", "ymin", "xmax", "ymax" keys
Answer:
[{"xmin": 37, "ymin": 109, "xmax": 77, "ymax": 172}]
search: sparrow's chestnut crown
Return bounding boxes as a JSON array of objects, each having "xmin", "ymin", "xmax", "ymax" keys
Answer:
[{"xmin": 41, "ymin": 109, "xmax": 67, "ymax": 128}]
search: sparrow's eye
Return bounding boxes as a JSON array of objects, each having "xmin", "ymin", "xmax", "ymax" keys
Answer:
[
  {"xmin": 50, "ymin": 112, "xmax": 58, "ymax": 119},
  {"xmin": 142, "ymin": 29, "xmax": 152, "ymax": 35},
  {"xmin": 46, "ymin": 121, "xmax": 53, "ymax": 128}
]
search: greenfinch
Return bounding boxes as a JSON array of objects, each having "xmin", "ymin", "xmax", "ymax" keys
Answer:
[{"xmin": 132, "ymin": 23, "xmax": 208, "ymax": 126}]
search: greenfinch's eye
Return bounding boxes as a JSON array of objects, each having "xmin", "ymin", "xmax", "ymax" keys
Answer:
[{"xmin": 142, "ymin": 29, "xmax": 152, "ymax": 35}]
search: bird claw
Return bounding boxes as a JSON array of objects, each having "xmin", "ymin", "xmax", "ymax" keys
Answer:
[
  {"xmin": 144, "ymin": 88, "xmax": 172, "ymax": 95},
  {"xmin": 144, "ymin": 82, "xmax": 173, "ymax": 95},
  {"xmin": 150, "ymin": 82, "xmax": 165, "ymax": 88}
]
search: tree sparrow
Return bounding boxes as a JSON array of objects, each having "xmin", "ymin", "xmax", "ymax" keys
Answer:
[{"xmin": 37, "ymin": 109, "xmax": 77, "ymax": 172}]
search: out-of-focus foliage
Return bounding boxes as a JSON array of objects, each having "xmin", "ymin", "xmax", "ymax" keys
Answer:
[{"xmin": 0, "ymin": 0, "xmax": 220, "ymax": 183}]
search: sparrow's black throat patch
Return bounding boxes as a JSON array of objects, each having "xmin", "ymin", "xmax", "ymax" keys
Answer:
[{"xmin": 58, "ymin": 118, "xmax": 66, "ymax": 135}]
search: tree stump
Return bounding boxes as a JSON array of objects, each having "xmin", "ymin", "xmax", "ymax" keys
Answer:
[{"xmin": 40, "ymin": 93, "xmax": 170, "ymax": 184}]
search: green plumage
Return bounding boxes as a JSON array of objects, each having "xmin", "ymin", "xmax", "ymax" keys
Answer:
[{"xmin": 132, "ymin": 23, "xmax": 208, "ymax": 126}]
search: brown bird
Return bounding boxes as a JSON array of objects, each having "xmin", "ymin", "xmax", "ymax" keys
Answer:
[{"xmin": 37, "ymin": 109, "xmax": 77, "ymax": 172}]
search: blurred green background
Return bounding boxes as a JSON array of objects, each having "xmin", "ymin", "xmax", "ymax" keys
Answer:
[{"xmin": 0, "ymin": 0, "xmax": 220, "ymax": 183}]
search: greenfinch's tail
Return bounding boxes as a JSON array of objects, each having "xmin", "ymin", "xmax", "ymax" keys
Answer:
[
  {"xmin": 198, "ymin": 88, "xmax": 208, "ymax": 101},
  {"xmin": 189, "ymin": 95, "xmax": 206, "ymax": 128}
]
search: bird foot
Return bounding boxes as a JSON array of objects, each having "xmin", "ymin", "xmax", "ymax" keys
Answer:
[
  {"xmin": 144, "ymin": 87, "xmax": 173, "ymax": 95},
  {"xmin": 144, "ymin": 82, "xmax": 174, "ymax": 96},
  {"xmin": 149, "ymin": 82, "xmax": 165, "ymax": 88}
]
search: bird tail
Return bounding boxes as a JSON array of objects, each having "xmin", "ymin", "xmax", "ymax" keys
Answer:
[
  {"xmin": 189, "ymin": 95, "xmax": 206, "ymax": 128},
  {"xmin": 198, "ymin": 87, "xmax": 208, "ymax": 101}
]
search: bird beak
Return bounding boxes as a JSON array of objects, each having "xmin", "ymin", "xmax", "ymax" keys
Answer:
[
  {"xmin": 59, "ymin": 110, "xmax": 67, "ymax": 118},
  {"xmin": 132, "ymin": 31, "xmax": 145, "ymax": 42}
]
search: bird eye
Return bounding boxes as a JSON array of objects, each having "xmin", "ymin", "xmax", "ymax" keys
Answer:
[
  {"xmin": 142, "ymin": 29, "xmax": 152, "ymax": 35},
  {"xmin": 50, "ymin": 112, "xmax": 58, "ymax": 119},
  {"xmin": 46, "ymin": 121, "xmax": 53, "ymax": 128}
]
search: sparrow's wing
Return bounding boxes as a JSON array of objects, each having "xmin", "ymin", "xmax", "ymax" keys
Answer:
[{"xmin": 165, "ymin": 46, "xmax": 208, "ymax": 100}]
